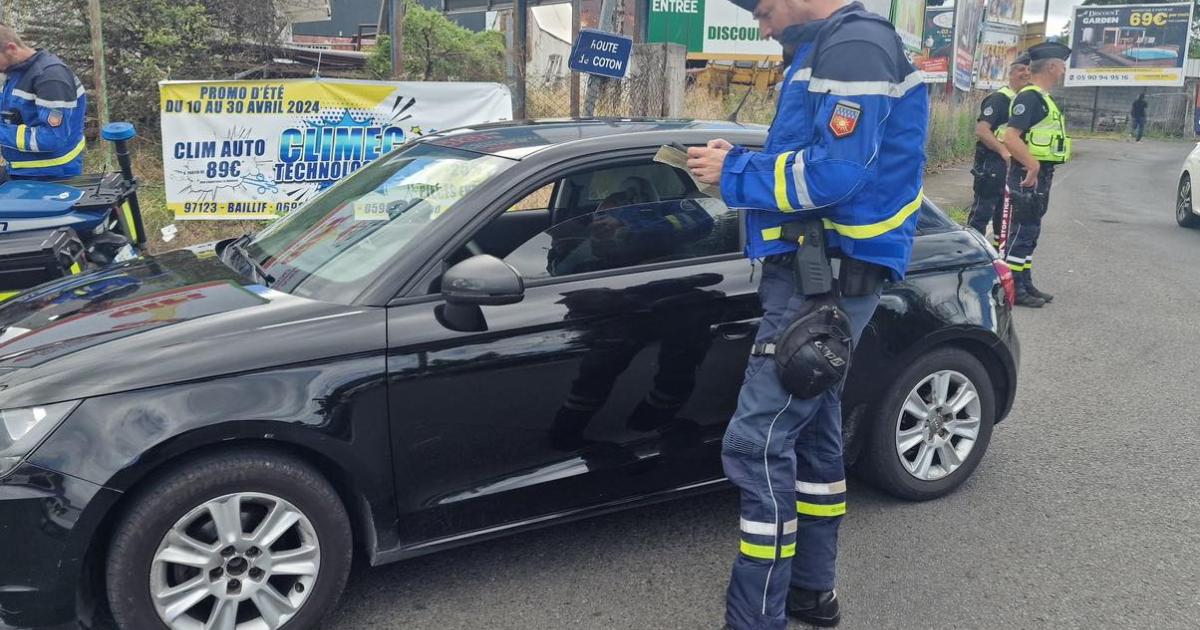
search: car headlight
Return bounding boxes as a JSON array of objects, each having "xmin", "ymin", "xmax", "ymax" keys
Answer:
[{"xmin": 0, "ymin": 401, "xmax": 79, "ymax": 477}]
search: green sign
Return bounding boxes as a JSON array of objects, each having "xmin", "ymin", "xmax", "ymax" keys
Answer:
[{"xmin": 647, "ymin": 0, "xmax": 780, "ymax": 57}]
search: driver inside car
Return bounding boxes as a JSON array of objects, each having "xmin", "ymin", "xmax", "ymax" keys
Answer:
[{"xmin": 547, "ymin": 178, "xmax": 716, "ymax": 277}]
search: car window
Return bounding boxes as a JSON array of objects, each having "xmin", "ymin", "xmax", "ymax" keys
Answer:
[
  {"xmin": 503, "ymin": 197, "xmax": 739, "ymax": 280},
  {"xmin": 559, "ymin": 162, "xmax": 692, "ymax": 222},
  {"xmin": 916, "ymin": 200, "xmax": 957, "ymax": 234},
  {"xmin": 508, "ymin": 183, "xmax": 556, "ymax": 213},
  {"xmin": 244, "ymin": 143, "xmax": 514, "ymax": 304}
]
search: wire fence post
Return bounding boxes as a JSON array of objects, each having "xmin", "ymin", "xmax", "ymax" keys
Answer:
[{"xmin": 86, "ymin": 0, "xmax": 111, "ymax": 171}]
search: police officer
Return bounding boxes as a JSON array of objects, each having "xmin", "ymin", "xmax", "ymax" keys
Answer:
[
  {"xmin": 685, "ymin": 0, "xmax": 928, "ymax": 627},
  {"xmin": 0, "ymin": 23, "xmax": 87, "ymax": 179},
  {"xmin": 1002, "ymin": 42, "xmax": 1072, "ymax": 307},
  {"xmin": 968, "ymin": 53, "xmax": 1030, "ymax": 246}
]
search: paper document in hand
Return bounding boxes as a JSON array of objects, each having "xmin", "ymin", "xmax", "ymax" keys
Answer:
[{"xmin": 653, "ymin": 145, "xmax": 724, "ymax": 200}]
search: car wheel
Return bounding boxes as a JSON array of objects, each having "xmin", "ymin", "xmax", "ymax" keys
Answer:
[
  {"xmin": 858, "ymin": 347, "xmax": 996, "ymax": 501},
  {"xmin": 1178, "ymin": 173, "xmax": 1200, "ymax": 228},
  {"xmin": 106, "ymin": 449, "xmax": 352, "ymax": 630}
]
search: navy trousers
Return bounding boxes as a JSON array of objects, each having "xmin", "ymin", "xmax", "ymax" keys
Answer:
[
  {"xmin": 722, "ymin": 260, "xmax": 881, "ymax": 630},
  {"xmin": 968, "ymin": 155, "xmax": 1007, "ymax": 245},
  {"xmin": 1004, "ymin": 163, "xmax": 1055, "ymax": 291}
]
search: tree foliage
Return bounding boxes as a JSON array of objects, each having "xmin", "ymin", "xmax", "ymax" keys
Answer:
[
  {"xmin": 6, "ymin": 0, "xmax": 505, "ymax": 135},
  {"xmin": 372, "ymin": 1, "xmax": 507, "ymax": 82},
  {"xmin": 9, "ymin": 0, "xmax": 281, "ymax": 131}
]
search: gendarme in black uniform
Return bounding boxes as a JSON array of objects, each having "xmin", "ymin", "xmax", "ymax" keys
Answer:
[
  {"xmin": 1004, "ymin": 42, "xmax": 1072, "ymax": 306},
  {"xmin": 968, "ymin": 88, "xmax": 1016, "ymax": 239},
  {"xmin": 1005, "ymin": 88, "xmax": 1054, "ymax": 256}
]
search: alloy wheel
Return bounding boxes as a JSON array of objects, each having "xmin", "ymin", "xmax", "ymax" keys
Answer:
[
  {"xmin": 895, "ymin": 370, "xmax": 982, "ymax": 481},
  {"xmin": 149, "ymin": 492, "xmax": 321, "ymax": 630},
  {"xmin": 1179, "ymin": 177, "xmax": 1193, "ymax": 223}
]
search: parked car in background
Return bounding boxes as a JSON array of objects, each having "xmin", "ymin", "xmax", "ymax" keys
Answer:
[
  {"xmin": 0, "ymin": 120, "xmax": 1018, "ymax": 630},
  {"xmin": 1177, "ymin": 142, "xmax": 1200, "ymax": 227}
]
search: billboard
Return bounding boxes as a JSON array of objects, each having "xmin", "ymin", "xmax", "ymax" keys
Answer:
[
  {"xmin": 646, "ymin": 0, "xmax": 781, "ymax": 58},
  {"xmin": 1067, "ymin": 3, "xmax": 1195, "ymax": 86},
  {"xmin": 954, "ymin": 0, "xmax": 987, "ymax": 91},
  {"xmin": 985, "ymin": 0, "xmax": 1025, "ymax": 27},
  {"xmin": 891, "ymin": 0, "xmax": 926, "ymax": 53},
  {"xmin": 158, "ymin": 79, "xmax": 512, "ymax": 220},
  {"xmin": 915, "ymin": 6, "xmax": 955, "ymax": 83},
  {"xmin": 975, "ymin": 23, "xmax": 1024, "ymax": 91}
]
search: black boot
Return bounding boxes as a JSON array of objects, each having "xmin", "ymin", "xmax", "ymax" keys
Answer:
[
  {"xmin": 1013, "ymin": 271, "xmax": 1045, "ymax": 308},
  {"xmin": 787, "ymin": 588, "xmax": 841, "ymax": 627},
  {"xmin": 1014, "ymin": 291, "xmax": 1046, "ymax": 308},
  {"xmin": 1025, "ymin": 269, "xmax": 1054, "ymax": 302}
]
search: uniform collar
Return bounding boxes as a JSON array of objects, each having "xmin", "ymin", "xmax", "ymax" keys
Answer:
[
  {"xmin": 6, "ymin": 49, "xmax": 45, "ymax": 74},
  {"xmin": 778, "ymin": 2, "xmax": 870, "ymax": 63}
]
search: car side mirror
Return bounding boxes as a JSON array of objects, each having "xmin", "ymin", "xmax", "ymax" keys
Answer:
[{"xmin": 442, "ymin": 254, "xmax": 525, "ymax": 306}]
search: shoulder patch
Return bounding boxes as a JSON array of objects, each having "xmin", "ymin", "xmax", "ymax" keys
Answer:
[
  {"xmin": 984, "ymin": 106, "xmax": 994, "ymax": 117},
  {"xmin": 829, "ymin": 100, "xmax": 862, "ymax": 138},
  {"xmin": 1013, "ymin": 104, "xmax": 1027, "ymax": 116},
  {"xmin": 47, "ymin": 109, "xmax": 63, "ymax": 127}
]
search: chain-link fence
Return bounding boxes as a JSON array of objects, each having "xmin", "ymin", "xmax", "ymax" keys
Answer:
[
  {"xmin": 520, "ymin": 43, "xmax": 688, "ymax": 118},
  {"xmin": 1056, "ymin": 85, "xmax": 1193, "ymax": 137}
]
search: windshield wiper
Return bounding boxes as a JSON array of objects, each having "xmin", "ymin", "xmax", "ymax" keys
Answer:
[{"xmin": 223, "ymin": 234, "xmax": 275, "ymax": 286}]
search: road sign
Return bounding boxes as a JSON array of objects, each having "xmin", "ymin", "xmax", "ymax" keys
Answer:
[{"xmin": 569, "ymin": 28, "xmax": 634, "ymax": 79}]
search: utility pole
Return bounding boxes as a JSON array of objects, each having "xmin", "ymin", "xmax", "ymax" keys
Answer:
[
  {"xmin": 391, "ymin": 0, "xmax": 406, "ymax": 79},
  {"xmin": 583, "ymin": 0, "xmax": 619, "ymax": 116},
  {"xmin": 570, "ymin": 0, "xmax": 581, "ymax": 117},
  {"xmin": 86, "ymin": 0, "xmax": 112, "ymax": 171},
  {"xmin": 514, "ymin": 0, "xmax": 528, "ymax": 119}
]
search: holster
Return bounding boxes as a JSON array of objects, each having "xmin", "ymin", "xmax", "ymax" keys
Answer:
[
  {"xmin": 972, "ymin": 156, "xmax": 1007, "ymax": 198},
  {"xmin": 838, "ymin": 257, "xmax": 887, "ymax": 297}
]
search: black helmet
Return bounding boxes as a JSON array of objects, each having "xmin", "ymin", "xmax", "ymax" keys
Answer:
[{"xmin": 773, "ymin": 298, "xmax": 853, "ymax": 399}]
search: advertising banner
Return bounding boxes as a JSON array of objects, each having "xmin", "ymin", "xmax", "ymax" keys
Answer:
[
  {"xmin": 985, "ymin": 0, "xmax": 1025, "ymax": 27},
  {"xmin": 646, "ymin": 0, "xmax": 781, "ymax": 58},
  {"xmin": 890, "ymin": 0, "xmax": 926, "ymax": 53},
  {"xmin": 954, "ymin": 0, "xmax": 987, "ymax": 91},
  {"xmin": 158, "ymin": 79, "xmax": 512, "ymax": 220},
  {"xmin": 915, "ymin": 7, "xmax": 955, "ymax": 83},
  {"xmin": 975, "ymin": 23, "xmax": 1024, "ymax": 91},
  {"xmin": 1067, "ymin": 3, "xmax": 1195, "ymax": 87}
]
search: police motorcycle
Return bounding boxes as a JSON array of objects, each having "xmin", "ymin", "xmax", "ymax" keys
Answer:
[{"xmin": 0, "ymin": 122, "xmax": 146, "ymax": 302}]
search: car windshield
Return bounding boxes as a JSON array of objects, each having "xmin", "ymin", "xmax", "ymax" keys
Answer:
[{"xmin": 243, "ymin": 143, "xmax": 514, "ymax": 303}]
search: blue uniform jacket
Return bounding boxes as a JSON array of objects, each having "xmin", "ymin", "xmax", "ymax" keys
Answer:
[
  {"xmin": 0, "ymin": 50, "xmax": 87, "ymax": 178},
  {"xmin": 720, "ymin": 2, "xmax": 929, "ymax": 279}
]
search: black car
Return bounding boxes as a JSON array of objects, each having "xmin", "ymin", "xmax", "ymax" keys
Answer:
[{"xmin": 0, "ymin": 120, "xmax": 1018, "ymax": 630}]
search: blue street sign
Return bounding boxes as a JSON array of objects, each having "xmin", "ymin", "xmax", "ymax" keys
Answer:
[{"xmin": 569, "ymin": 28, "xmax": 634, "ymax": 79}]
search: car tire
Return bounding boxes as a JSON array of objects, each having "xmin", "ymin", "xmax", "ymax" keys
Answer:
[
  {"xmin": 105, "ymin": 449, "xmax": 353, "ymax": 630},
  {"xmin": 1178, "ymin": 173, "xmax": 1200, "ymax": 228},
  {"xmin": 857, "ymin": 347, "xmax": 996, "ymax": 501}
]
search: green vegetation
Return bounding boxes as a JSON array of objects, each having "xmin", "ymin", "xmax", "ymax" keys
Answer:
[{"xmin": 367, "ymin": 2, "xmax": 507, "ymax": 82}]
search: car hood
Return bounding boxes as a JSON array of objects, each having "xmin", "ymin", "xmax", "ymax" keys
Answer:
[{"xmin": 0, "ymin": 245, "xmax": 383, "ymax": 408}]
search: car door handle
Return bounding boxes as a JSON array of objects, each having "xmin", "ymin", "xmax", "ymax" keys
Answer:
[{"xmin": 712, "ymin": 320, "xmax": 758, "ymax": 341}]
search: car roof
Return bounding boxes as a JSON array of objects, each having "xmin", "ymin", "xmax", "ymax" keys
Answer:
[{"xmin": 424, "ymin": 118, "xmax": 768, "ymax": 159}]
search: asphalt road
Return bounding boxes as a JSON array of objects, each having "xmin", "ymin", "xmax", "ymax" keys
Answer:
[
  {"xmin": 321, "ymin": 139, "xmax": 1200, "ymax": 629},
  {"xmin": 91, "ymin": 139, "xmax": 1200, "ymax": 630}
]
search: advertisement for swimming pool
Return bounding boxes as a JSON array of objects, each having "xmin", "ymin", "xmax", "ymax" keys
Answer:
[
  {"xmin": 158, "ymin": 80, "xmax": 512, "ymax": 220},
  {"xmin": 1067, "ymin": 3, "xmax": 1195, "ymax": 87}
]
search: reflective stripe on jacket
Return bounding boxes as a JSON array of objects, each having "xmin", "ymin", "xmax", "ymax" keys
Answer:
[
  {"xmin": 719, "ymin": 1, "xmax": 929, "ymax": 280},
  {"xmin": 0, "ymin": 50, "xmax": 87, "ymax": 178}
]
